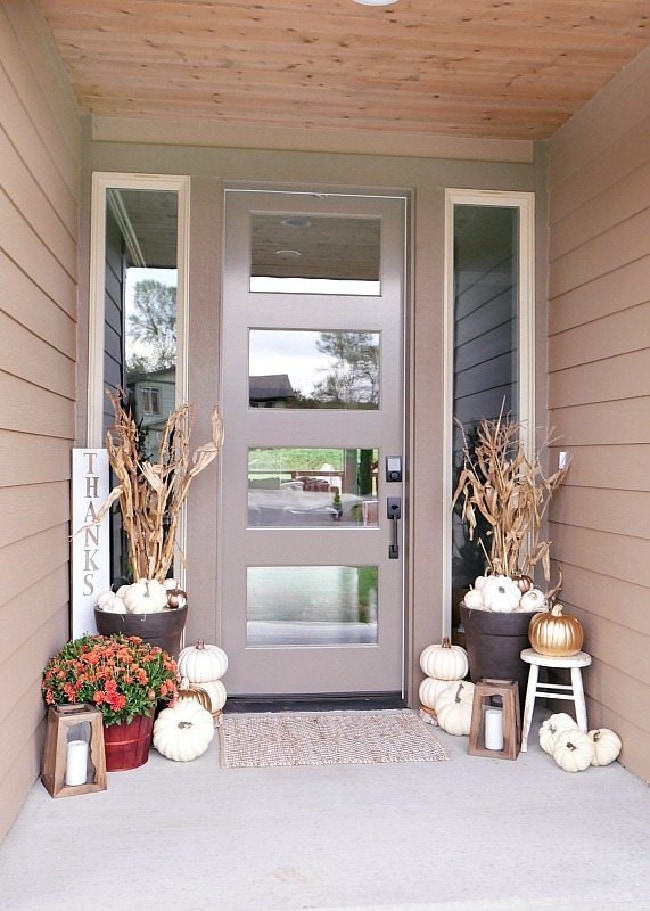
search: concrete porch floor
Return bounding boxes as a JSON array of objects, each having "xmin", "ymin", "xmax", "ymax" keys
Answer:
[{"xmin": 0, "ymin": 709, "xmax": 648, "ymax": 911}]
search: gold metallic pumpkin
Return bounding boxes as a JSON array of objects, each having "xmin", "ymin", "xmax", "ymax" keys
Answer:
[
  {"xmin": 177, "ymin": 686, "xmax": 212, "ymax": 713},
  {"xmin": 528, "ymin": 604, "xmax": 584, "ymax": 657}
]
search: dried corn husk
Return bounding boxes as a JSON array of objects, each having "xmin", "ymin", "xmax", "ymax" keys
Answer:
[
  {"xmin": 451, "ymin": 409, "xmax": 568, "ymax": 583},
  {"xmin": 88, "ymin": 389, "xmax": 224, "ymax": 583}
]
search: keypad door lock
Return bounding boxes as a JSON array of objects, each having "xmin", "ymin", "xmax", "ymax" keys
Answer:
[{"xmin": 385, "ymin": 456, "xmax": 402, "ymax": 483}]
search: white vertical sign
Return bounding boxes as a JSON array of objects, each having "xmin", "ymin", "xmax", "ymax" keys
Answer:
[{"xmin": 72, "ymin": 449, "xmax": 110, "ymax": 638}]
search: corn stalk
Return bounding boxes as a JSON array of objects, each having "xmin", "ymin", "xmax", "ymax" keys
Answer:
[
  {"xmin": 95, "ymin": 390, "xmax": 224, "ymax": 582},
  {"xmin": 451, "ymin": 412, "xmax": 568, "ymax": 581}
]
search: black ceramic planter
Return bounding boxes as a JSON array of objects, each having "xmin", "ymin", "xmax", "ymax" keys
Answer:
[
  {"xmin": 94, "ymin": 604, "xmax": 188, "ymax": 659},
  {"xmin": 460, "ymin": 605, "xmax": 532, "ymax": 711}
]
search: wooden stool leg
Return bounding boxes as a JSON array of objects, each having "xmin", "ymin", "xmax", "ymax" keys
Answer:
[
  {"xmin": 521, "ymin": 664, "xmax": 539, "ymax": 752},
  {"xmin": 571, "ymin": 666, "xmax": 588, "ymax": 731}
]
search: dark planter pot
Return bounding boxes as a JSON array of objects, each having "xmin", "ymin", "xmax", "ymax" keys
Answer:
[
  {"xmin": 94, "ymin": 604, "xmax": 188, "ymax": 659},
  {"xmin": 103, "ymin": 713, "xmax": 154, "ymax": 772},
  {"xmin": 460, "ymin": 605, "xmax": 533, "ymax": 711}
]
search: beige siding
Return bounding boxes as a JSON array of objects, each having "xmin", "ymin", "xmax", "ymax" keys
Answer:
[
  {"xmin": 549, "ymin": 46, "xmax": 650, "ymax": 781},
  {"xmin": 0, "ymin": 0, "xmax": 80, "ymax": 841}
]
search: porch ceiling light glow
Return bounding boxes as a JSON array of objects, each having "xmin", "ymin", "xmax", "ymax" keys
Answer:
[{"xmin": 353, "ymin": 0, "xmax": 400, "ymax": 5}]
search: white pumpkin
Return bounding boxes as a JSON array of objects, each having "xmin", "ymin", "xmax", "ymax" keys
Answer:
[
  {"xmin": 539, "ymin": 712, "xmax": 579, "ymax": 755},
  {"xmin": 122, "ymin": 579, "xmax": 169, "ymax": 614},
  {"xmin": 181, "ymin": 676, "xmax": 227, "ymax": 713},
  {"xmin": 96, "ymin": 590, "xmax": 126, "ymax": 613},
  {"xmin": 552, "ymin": 730, "xmax": 594, "ymax": 772},
  {"xmin": 419, "ymin": 638, "xmax": 468, "ymax": 681},
  {"xmin": 153, "ymin": 700, "xmax": 215, "ymax": 761},
  {"xmin": 589, "ymin": 729, "xmax": 622, "ymax": 766},
  {"xmin": 462, "ymin": 588, "xmax": 485, "ymax": 610},
  {"xmin": 474, "ymin": 575, "xmax": 488, "ymax": 592},
  {"xmin": 519, "ymin": 588, "xmax": 547, "ymax": 612},
  {"xmin": 482, "ymin": 575, "xmax": 521, "ymax": 612},
  {"xmin": 178, "ymin": 640, "xmax": 229, "ymax": 682},
  {"xmin": 434, "ymin": 680, "xmax": 475, "ymax": 736},
  {"xmin": 418, "ymin": 676, "xmax": 450, "ymax": 710}
]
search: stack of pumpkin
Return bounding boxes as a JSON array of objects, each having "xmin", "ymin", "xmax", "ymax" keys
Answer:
[
  {"xmin": 177, "ymin": 640, "xmax": 228, "ymax": 725},
  {"xmin": 418, "ymin": 639, "xmax": 475, "ymax": 737},
  {"xmin": 540, "ymin": 713, "xmax": 622, "ymax": 772},
  {"xmin": 152, "ymin": 640, "xmax": 228, "ymax": 763}
]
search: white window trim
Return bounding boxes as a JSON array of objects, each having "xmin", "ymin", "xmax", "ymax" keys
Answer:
[
  {"xmin": 442, "ymin": 188, "xmax": 535, "ymax": 637},
  {"xmin": 88, "ymin": 172, "xmax": 190, "ymax": 447}
]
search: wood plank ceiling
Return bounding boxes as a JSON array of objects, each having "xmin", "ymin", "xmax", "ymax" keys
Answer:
[{"xmin": 39, "ymin": 0, "xmax": 650, "ymax": 141}]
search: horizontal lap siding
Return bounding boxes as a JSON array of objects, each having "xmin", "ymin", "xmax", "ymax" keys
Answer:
[
  {"xmin": 549, "ymin": 47, "xmax": 650, "ymax": 781},
  {"xmin": 0, "ymin": 1, "xmax": 80, "ymax": 841}
]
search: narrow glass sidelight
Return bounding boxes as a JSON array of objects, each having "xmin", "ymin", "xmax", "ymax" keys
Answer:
[
  {"xmin": 101, "ymin": 185, "xmax": 181, "ymax": 582},
  {"xmin": 451, "ymin": 203, "xmax": 519, "ymax": 593},
  {"xmin": 247, "ymin": 566, "xmax": 379, "ymax": 647}
]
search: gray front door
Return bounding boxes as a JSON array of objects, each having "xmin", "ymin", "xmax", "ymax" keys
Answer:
[{"xmin": 220, "ymin": 189, "xmax": 406, "ymax": 697}]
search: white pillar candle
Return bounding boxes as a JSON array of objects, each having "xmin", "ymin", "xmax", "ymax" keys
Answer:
[
  {"xmin": 484, "ymin": 707, "xmax": 504, "ymax": 751},
  {"xmin": 65, "ymin": 739, "xmax": 89, "ymax": 787}
]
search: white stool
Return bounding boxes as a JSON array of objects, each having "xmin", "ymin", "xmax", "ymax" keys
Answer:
[{"xmin": 519, "ymin": 648, "xmax": 592, "ymax": 752}]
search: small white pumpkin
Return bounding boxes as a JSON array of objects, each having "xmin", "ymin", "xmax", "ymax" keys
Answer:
[
  {"xmin": 474, "ymin": 575, "xmax": 488, "ymax": 592},
  {"xmin": 463, "ymin": 588, "xmax": 485, "ymax": 610},
  {"xmin": 122, "ymin": 579, "xmax": 169, "ymax": 614},
  {"xmin": 153, "ymin": 700, "xmax": 215, "ymax": 762},
  {"xmin": 418, "ymin": 676, "xmax": 450, "ymax": 710},
  {"xmin": 552, "ymin": 730, "xmax": 594, "ymax": 772},
  {"xmin": 178, "ymin": 640, "xmax": 229, "ymax": 683},
  {"xmin": 419, "ymin": 638, "xmax": 468, "ymax": 681},
  {"xmin": 519, "ymin": 588, "xmax": 547, "ymax": 612},
  {"xmin": 96, "ymin": 590, "xmax": 126, "ymax": 613},
  {"xmin": 482, "ymin": 575, "xmax": 521, "ymax": 612},
  {"xmin": 434, "ymin": 680, "xmax": 475, "ymax": 736},
  {"xmin": 589, "ymin": 728, "xmax": 622, "ymax": 766},
  {"xmin": 539, "ymin": 712, "xmax": 579, "ymax": 754},
  {"xmin": 181, "ymin": 676, "xmax": 227, "ymax": 713}
]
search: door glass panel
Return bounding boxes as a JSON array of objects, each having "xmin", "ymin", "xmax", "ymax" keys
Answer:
[
  {"xmin": 249, "ymin": 213, "xmax": 380, "ymax": 294},
  {"xmin": 247, "ymin": 566, "xmax": 379, "ymax": 647},
  {"xmin": 249, "ymin": 330, "xmax": 380, "ymax": 409},
  {"xmin": 248, "ymin": 447, "xmax": 378, "ymax": 527}
]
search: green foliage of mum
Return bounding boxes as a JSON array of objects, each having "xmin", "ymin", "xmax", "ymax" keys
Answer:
[{"xmin": 42, "ymin": 634, "xmax": 179, "ymax": 726}]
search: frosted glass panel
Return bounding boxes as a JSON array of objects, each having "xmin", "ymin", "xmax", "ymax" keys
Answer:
[{"xmin": 247, "ymin": 566, "xmax": 379, "ymax": 647}]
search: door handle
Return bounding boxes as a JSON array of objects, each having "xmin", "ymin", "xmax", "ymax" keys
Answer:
[{"xmin": 387, "ymin": 497, "xmax": 401, "ymax": 559}]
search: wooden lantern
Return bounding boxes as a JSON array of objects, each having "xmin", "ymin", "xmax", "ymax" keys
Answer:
[
  {"xmin": 468, "ymin": 678, "xmax": 521, "ymax": 761},
  {"xmin": 41, "ymin": 704, "xmax": 107, "ymax": 797}
]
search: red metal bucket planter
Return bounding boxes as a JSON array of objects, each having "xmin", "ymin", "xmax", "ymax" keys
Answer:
[{"xmin": 103, "ymin": 713, "xmax": 155, "ymax": 772}]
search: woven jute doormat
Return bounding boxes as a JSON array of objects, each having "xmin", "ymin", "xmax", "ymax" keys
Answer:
[{"xmin": 219, "ymin": 709, "xmax": 449, "ymax": 768}]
